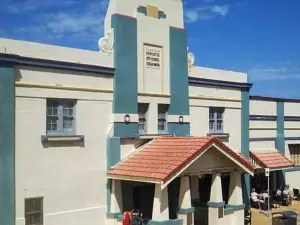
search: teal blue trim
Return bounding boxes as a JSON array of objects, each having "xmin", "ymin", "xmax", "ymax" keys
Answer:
[
  {"xmin": 242, "ymin": 174, "xmax": 250, "ymax": 209},
  {"xmin": 241, "ymin": 90, "xmax": 250, "ymax": 158},
  {"xmin": 106, "ymin": 137, "xmax": 121, "ymax": 170},
  {"xmin": 0, "ymin": 64, "xmax": 15, "ymax": 225},
  {"xmin": 276, "ymin": 101, "xmax": 285, "ymax": 154},
  {"xmin": 158, "ymin": 11, "xmax": 167, "ymax": 19},
  {"xmin": 167, "ymin": 123, "xmax": 190, "ymax": 136},
  {"xmin": 147, "ymin": 219, "xmax": 183, "ymax": 225},
  {"xmin": 249, "ymin": 137, "xmax": 276, "ymax": 142},
  {"xmin": 114, "ymin": 122, "xmax": 138, "ymax": 138},
  {"xmin": 106, "ymin": 179, "xmax": 112, "ymax": 213},
  {"xmin": 106, "ymin": 137, "xmax": 121, "ymax": 213},
  {"xmin": 283, "ymin": 166, "xmax": 300, "ymax": 172},
  {"xmin": 106, "ymin": 212, "xmax": 122, "ymax": 219},
  {"xmin": 241, "ymin": 90, "xmax": 250, "ymax": 209},
  {"xmin": 111, "ymin": 14, "xmax": 138, "ymax": 115},
  {"xmin": 207, "ymin": 201, "xmax": 225, "ymax": 208},
  {"xmin": 226, "ymin": 204, "xmax": 245, "ymax": 211},
  {"xmin": 224, "ymin": 207, "xmax": 234, "ymax": 215},
  {"xmin": 169, "ymin": 27, "xmax": 189, "ymax": 117},
  {"xmin": 285, "ymin": 137, "xmax": 300, "ymax": 140},
  {"xmin": 117, "ymin": 214, "xmax": 124, "ymax": 221},
  {"xmin": 189, "ymin": 77, "xmax": 252, "ymax": 90},
  {"xmin": 137, "ymin": 6, "xmax": 147, "ymax": 15},
  {"xmin": 0, "ymin": 53, "xmax": 114, "ymax": 75},
  {"xmin": 178, "ymin": 207, "xmax": 195, "ymax": 214}
]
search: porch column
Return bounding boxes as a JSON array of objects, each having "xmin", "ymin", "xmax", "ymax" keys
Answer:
[
  {"xmin": 227, "ymin": 171, "xmax": 244, "ymax": 225},
  {"xmin": 178, "ymin": 176, "xmax": 194, "ymax": 225},
  {"xmin": 208, "ymin": 173, "xmax": 224, "ymax": 225},
  {"xmin": 107, "ymin": 180, "xmax": 123, "ymax": 225},
  {"xmin": 190, "ymin": 176, "xmax": 199, "ymax": 201},
  {"xmin": 152, "ymin": 184, "xmax": 169, "ymax": 221}
]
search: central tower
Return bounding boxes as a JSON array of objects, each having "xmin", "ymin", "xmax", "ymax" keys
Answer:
[{"xmin": 102, "ymin": 0, "xmax": 190, "ymax": 137}]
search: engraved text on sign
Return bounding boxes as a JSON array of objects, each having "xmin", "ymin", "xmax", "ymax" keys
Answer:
[{"xmin": 145, "ymin": 49, "xmax": 160, "ymax": 69}]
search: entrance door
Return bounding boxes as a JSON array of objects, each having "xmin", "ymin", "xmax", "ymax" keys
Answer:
[{"xmin": 133, "ymin": 184, "xmax": 155, "ymax": 220}]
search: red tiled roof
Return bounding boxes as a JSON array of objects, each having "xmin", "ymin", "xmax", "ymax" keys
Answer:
[
  {"xmin": 250, "ymin": 150, "xmax": 294, "ymax": 169},
  {"xmin": 107, "ymin": 137, "xmax": 254, "ymax": 183}
]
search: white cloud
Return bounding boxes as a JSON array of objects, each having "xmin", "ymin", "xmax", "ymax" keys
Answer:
[
  {"xmin": 9, "ymin": 0, "xmax": 109, "ymax": 48},
  {"xmin": 3, "ymin": 0, "xmax": 78, "ymax": 13},
  {"xmin": 184, "ymin": 4, "xmax": 230, "ymax": 23},
  {"xmin": 248, "ymin": 64, "xmax": 300, "ymax": 81}
]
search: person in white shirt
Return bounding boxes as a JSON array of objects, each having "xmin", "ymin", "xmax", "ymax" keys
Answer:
[{"xmin": 251, "ymin": 188, "xmax": 264, "ymax": 209}]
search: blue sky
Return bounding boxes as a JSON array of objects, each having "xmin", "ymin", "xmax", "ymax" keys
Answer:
[{"xmin": 1, "ymin": 0, "xmax": 300, "ymax": 99}]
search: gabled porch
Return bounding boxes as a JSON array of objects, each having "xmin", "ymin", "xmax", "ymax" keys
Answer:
[{"xmin": 106, "ymin": 137, "xmax": 254, "ymax": 225}]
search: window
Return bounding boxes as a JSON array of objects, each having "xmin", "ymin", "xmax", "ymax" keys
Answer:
[
  {"xmin": 47, "ymin": 99, "xmax": 76, "ymax": 135},
  {"xmin": 209, "ymin": 107, "xmax": 224, "ymax": 133},
  {"xmin": 158, "ymin": 104, "xmax": 168, "ymax": 133},
  {"xmin": 25, "ymin": 198, "xmax": 43, "ymax": 225},
  {"xmin": 138, "ymin": 103, "xmax": 149, "ymax": 134},
  {"xmin": 289, "ymin": 144, "xmax": 300, "ymax": 165}
]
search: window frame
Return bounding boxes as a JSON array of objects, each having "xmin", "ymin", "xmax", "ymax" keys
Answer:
[
  {"xmin": 209, "ymin": 107, "xmax": 225, "ymax": 133},
  {"xmin": 138, "ymin": 103, "xmax": 149, "ymax": 134},
  {"xmin": 289, "ymin": 144, "xmax": 300, "ymax": 166},
  {"xmin": 46, "ymin": 99, "xmax": 76, "ymax": 136},
  {"xmin": 25, "ymin": 197, "xmax": 44, "ymax": 225},
  {"xmin": 158, "ymin": 104, "xmax": 169, "ymax": 134}
]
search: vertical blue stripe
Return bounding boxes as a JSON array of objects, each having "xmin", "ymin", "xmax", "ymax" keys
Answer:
[
  {"xmin": 241, "ymin": 90, "xmax": 250, "ymax": 158},
  {"xmin": 0, "ymin": 63, "xmax": 15, "ymax": 225},
  {"xmin": 106, "ymin": 137, "xmax": 121, "ymax": 213},
  {"xmin": 111, "ymin": 14, "xmax": 138, "ymax": 138},
  {"xmin": 241, "ymin": 90, "xmax": 250, "ymax": 208},
  {"xmin": 169, "ymin": 27, "xmax": 189, "ymax": 116},
  {"xmin": 276, "ymin": 101, "xmax": 285, "ymax": 154},
  {"xmin": 169, "ymin": 27, "xmax": 190, "ymax": 136},
  {"xmin": 111, "ymin": 14, "xmax": 138, "ymax": 114}
]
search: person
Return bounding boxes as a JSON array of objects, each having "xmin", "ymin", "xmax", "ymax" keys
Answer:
[
  {"xmin": 286, "ymin": 184, "xmax": 293, "ymax": 204},
  {"xmin": 123, "ymin": 211, "xmax": 131, "ymax": 225},
  {"xmin": 251, "ymin": 188, "xmax": 264, "ymax": 209},
  {"xmin": 130, "ymin": 209, "xmax": 143, "ymax": 225},
  {"xmin": 282, "ymin": 186, "xmax": 290, "ymax": 205}
]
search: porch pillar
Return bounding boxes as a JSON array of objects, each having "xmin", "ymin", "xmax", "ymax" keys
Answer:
[
  {"xmin": 151, "ymin": 184, "xmax": 169, "ymax": 221},
  {"xmin": 208, "ymin": 173, "xmax": 224, "ymax": 225},
  {"xmin": 178, "ymin": 176, "xmax": 194, "ymax": 225},
  {"xmin": 190, "ymin": 176, "xmax": 199, "ymax": 201},
  {"xmin": 107, "ymin": 180, "xmax": 123, "ymax": 225},
  {"xmin": 227, "ymin": 171, "xmax": 245, "ymax": 225}
]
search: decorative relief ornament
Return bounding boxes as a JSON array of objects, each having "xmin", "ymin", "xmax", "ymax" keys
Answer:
[
  {"xmin": 98, "ymin": 29, "xmax": 114, "ymax": 54},
  {"xmin": 187, "ymin": 47, "xmax": 195, "ymax": 74}
]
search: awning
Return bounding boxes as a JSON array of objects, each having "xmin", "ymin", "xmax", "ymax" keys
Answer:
[
  {"xmin": 250, "ymin": 149, "xmax": 294, "ymax": 171},
  {"xmin": 107, "ymin": 137, "xmax": 254, "ymax": 188}
]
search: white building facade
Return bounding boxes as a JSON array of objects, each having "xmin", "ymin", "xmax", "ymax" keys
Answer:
[{"xmin": 0, "ymin": 0, "xmax": 299, "ymax": 225}]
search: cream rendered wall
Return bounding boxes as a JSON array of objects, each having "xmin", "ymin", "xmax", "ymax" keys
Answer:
[
  {"xmin": 0, "ymin": 38, "xmax": 113, "ymax": 67},
  {"xmin": 15, "ymin": 64, "xmax": 113, "ymax": 225},
  {"xmin": 16, "ymin": 66, "xmax": 113, "ymax": 90},
  {"xmin": 15, "ymin": 96, "xmax": 112, "ymax": 225},
  {"xmin": 190, "ymin": 105, "xmax": 242, "ymax": 152},
  {"xmin": 285, "ymin": 171, "xmax": 300, "ymax": 189},
  {"xmin": 137, "ymin": 15, "xmax": 170, "ymax": 95},
  {"xmin": 250, "ymin": 100, "xmax": 277, "ymax": 116},
  {"xmin": 285, "ymin": 102, "xmax": 300, "ymax": 116},
  {"xmin": 250, "ymin": 141, "xmax": 276, "ymax": 150},
  {"xmin": 250, "ymin": 121, "xmax": 277, "ymax": 129},
  {"xmin": 189, "ymin": 86, "xmax": 241, "ymax": 100},
  {"xmin": 285, "ymin": 121, "xmax": 300, "ymax": 129},
  {"xmin": 249, "ymin": 100, "xmax": 277, "ymax": 151},
  {"xmin": 284, "ymin": 140, "xmax": 300, "ymax": 189},
  {"xmin": 190, "ymin": 66, "xmax": 248, "ymax": 83}
]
